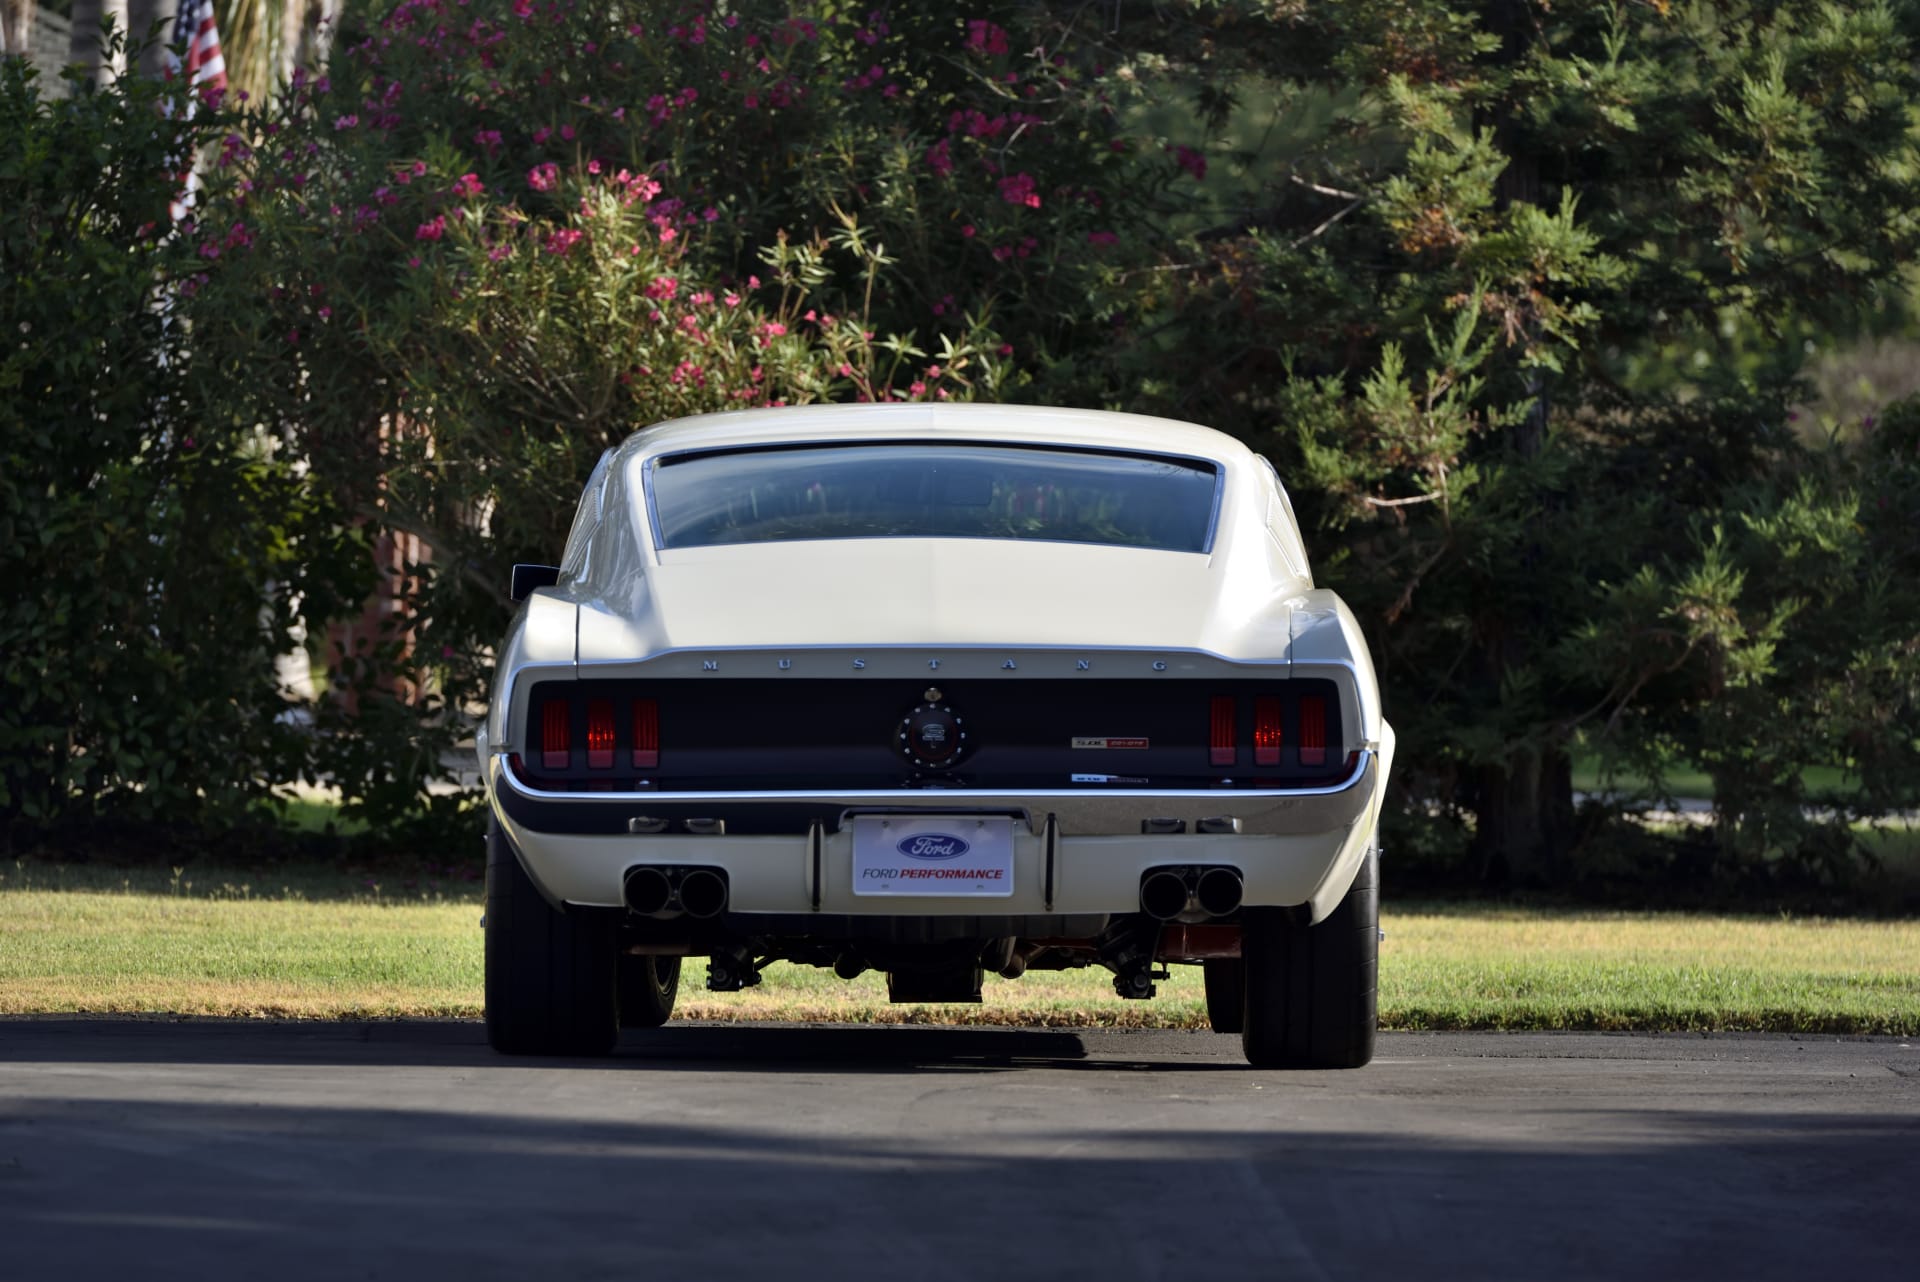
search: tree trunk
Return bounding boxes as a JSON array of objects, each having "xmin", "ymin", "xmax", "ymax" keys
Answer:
[
  {"xmin": 127, "ymin": 0, "xmax": 177, "ymax": 80},
  {"xmin": 280, "ymin": 0, "xmax": 339, "ymax": 86},
  {"xmin": 1460, "ymin": 0, "xmax": 1577, "ymax": 882},
  {"xmin": 1472, "ymin": 746, "xmax": 1573, "ymax": 885},
  {"xmin": 1, "ymin": 0, "xmax": 34, "ymax": 63},
  {"xmin": 68, "ymin": 0, "xmax": 128, "ymax": 87}
]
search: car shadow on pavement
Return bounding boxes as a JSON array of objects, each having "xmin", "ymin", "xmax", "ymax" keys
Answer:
[{"xmin": 0, "ymin": 1017, "xmax": 1249, "ymax": 1074}]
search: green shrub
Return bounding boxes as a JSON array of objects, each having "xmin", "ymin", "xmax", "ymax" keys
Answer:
[{"xmin": 0, "ymin": 51, "xmax": 363, "ymax": 832}]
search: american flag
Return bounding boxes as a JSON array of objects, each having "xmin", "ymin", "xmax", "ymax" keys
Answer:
[
  {"xmin": 170, "ymin": 0, "xmax": 228, "ymax": 100},
  {"xmin": 166, "ymin": 0, "xmax": 228, "ymax": 221}
]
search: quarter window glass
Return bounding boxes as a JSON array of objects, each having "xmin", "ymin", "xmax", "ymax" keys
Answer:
[{"xmin": 649, "ymin": 443, "xmax": 1219, "ymax": 552}]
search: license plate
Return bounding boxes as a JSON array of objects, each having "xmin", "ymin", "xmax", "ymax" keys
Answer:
[{"xmin": 851, "ymin": 815, "xmax": 1015, "ymax": 897}]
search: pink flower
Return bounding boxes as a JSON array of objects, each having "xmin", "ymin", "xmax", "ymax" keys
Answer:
[
  {"xmin": 527, "ymin": 162, "xmax": 559, "ymax": 192},
  {"xmin": 761, "ymin": 321, "xmax": 787, "ymax": 337},
  {"xmin": 543, "ymin": 228, "xmax": 584, "ymax": 255},
  {"xmin": 333, "ymin": 114, "xmax": 359, "ymax": 130},
  {"xmin": 909, "ymin": 381, "xmax": 927, "ymax": 397},
  {"xmin": 960, "ymin": 224, "xmax": 976, "ymax": 238},
  {"xmin": 998, "ymin": 172, "xmax": 1041, "ymax": 208},
  {"xmin": 533, "ymin": 126, "xmax": 552, "ymax": 144},
  {"xmin": 1172, "ymin": 145, "xmax": 1207, "ymax": 181},
  {"xmin": 451, "ymin": 173, "xmax": 485, "ymax": 197},
  {"xmin": 644, "ymin": 275, "xmax": 679, "ymax": 300},
  {"xmin": 1087, "ymin": 230, "xmax": 1119, "ymax": 246},
  {"xmin": 415, "ymin": 216, "xmax": 447, "ymax": 241},
  {"xmin": 925, "ymin": 139, "xmax": 953, "ymax": 178},
  {"xmin": 473, "ymin": 130, "xmax": 502, "ymax": 155},
  {"xmin": 965, "ymin": 20, "xmax": 1009, "ymax": 56}
]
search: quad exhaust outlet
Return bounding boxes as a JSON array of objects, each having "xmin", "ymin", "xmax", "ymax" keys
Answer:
[
  {"xmin": 1139, "ymin": 865, "xmax": 1243, "ymax": 921},
  {"xmin": 624, "ymin": 865, "xmax": 730, "ymax": 919}
]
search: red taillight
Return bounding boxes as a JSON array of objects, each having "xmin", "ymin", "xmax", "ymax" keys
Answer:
[
  {"xmin": 586, "ymin": 699, "xmax": 615, "ymax": 769},
  {"xmin": 1254, "ymin": 696, "xmax": 1284, "ymax": 767},
  {"xmin": 631, "ymin": 698, "xmax": 659, "ymax": 769},
  {"xmin": 1298, "ymin": 695, "xmax": 1326, "ymax": 767},
  {"xmin": 1209, "ymin": 696, "xmax": 1237, "ymax": 767},
  {"xmin": 541, "ymin": 700, "xmax": 571, "ymax": 770}
]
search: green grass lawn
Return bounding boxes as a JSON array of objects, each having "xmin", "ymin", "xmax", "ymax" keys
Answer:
[
  {"xmin": 1568, "ymin": 754, "xmax": 1862, "ymax": 801},
  {"xmin": 3, "ymin": 861, "xmax": 1915, "ymax": 1033}
]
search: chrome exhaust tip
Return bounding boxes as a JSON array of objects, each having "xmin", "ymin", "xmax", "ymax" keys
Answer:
[
  {"xmin": 623, "ymin": 866, "xmax": 675, "ymax": 917},
  {"xmin": 1139, "ymin": 869, "xmax": 1193, "ymax": 921},
  {"xmin": 1195, "ymin": 867, "xmax": 1244, "ymax": 917},
  {"xmin": 676, "ymin": 868, "xmax": 730, "ymax": 919}
]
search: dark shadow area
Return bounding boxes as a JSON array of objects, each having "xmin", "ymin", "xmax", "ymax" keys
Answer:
[
  {"xmin": 0, "ymin": 1070, "xmax": 1913, "ymax": 1281},
  {"xmin": 0, "ymin": 1017, "xmax": 1216, "ymax": 1074}
]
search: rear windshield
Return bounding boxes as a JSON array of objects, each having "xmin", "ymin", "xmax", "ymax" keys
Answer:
[{"xmin": 647, "ymin": 442, "xmax": 1220, "ymax": 552}]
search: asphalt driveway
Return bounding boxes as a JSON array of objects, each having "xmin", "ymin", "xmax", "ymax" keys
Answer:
[{"xmin": 1, "ymin": 1020, "xmax": 1913, "ymax": 1281}]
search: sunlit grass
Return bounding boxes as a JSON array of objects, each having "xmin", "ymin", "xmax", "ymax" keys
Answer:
[{"xmin": 1, "ymin": 862, "xmax": 1915, "ymax": 1033}]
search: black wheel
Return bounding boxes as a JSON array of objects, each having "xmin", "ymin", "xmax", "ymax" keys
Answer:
[
  {"xmin": 484, "ymin": 817, "xmax": 619, "ymax": 1056},
  {"xmin": 618, "ymin": 954, "xmax": 681, "ymax": 1029},
  {"xmin": 1203, "ymin": 959, "xmax": 1245, "ymax": 1034},
  {"xmin": 1240, "ymin": 842, "xmax": 1378, "ymax": 1069}
]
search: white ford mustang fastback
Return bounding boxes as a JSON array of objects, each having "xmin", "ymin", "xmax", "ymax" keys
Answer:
[{"xmin": 480, "ymin": 404, "xmax": 1395, "ymax": 1067}]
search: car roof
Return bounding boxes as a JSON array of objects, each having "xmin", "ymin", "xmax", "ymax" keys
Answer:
[{"xmin": 615, "ymin": 403, "xmax": 1257, "ymax": 466}]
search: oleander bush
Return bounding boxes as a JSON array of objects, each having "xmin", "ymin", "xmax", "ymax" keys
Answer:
[{"xmin": 180, "ymin": 0, "xmax": 1164, "ymax": 833}]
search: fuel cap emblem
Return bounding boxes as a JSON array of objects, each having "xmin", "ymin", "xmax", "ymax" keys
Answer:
[{"xmin": 898, "ymin": 694, "xmax": 966, "ymax": 769}]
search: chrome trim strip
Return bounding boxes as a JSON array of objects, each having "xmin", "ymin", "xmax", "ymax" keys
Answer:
[
  {"xmin": 566, "ymin": 645, "xmax": 1361, "ymax": 679},
  {"xmin": 490, "ymin": 749, "xmax": 1373, "ymax": 804}
]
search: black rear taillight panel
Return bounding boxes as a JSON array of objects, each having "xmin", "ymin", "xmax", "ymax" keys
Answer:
[{"xmin": 513, "ymin": 677, "xmax": 1348, "ymax": 791}]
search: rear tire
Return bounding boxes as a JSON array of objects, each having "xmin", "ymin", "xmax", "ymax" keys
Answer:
[
  {"xmin": 618, "ymin": 955, "xmax": 681, "ymax": 1029},
  {"xmin": 484, "ymin": 817, "xmax": 619, "ymax": 1056},
  {"xmin": 1203, "ymin": 959, "xmax": 1245, "ymax": 1034},
  {"xmin": 1240, "ymin": 842, "xmax": 1378, "ymax": 1069}
]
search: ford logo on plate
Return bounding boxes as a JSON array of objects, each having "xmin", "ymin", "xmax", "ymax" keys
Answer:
[{"xmin": 898, "ymin": 834, "xmax": 970, "ymax": 861}]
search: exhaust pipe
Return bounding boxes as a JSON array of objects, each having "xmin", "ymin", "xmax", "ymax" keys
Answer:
[
  {"xmin": 1139, "ymin": 869, "xmax": 1193, "ymax": 921},
  {"xmin": 624, "ymin": 866, "xmax": 675, "ymax": 917},
  {"xmin": 677, "ymin": 868, "xmax": 730, "ymax": 919},
  {"xmin": 1195, "ymin": 867, "xmax": 1244, "ymax": 917}
]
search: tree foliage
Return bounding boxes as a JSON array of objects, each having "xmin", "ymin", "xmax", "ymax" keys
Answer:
[
  {"xmin": 1073, "ymin": 0, "xmax": 1920, "ymax": 885},
  {"xmin": 0, "ymin": 50, "xmax": 363, "ymax": 830},
  {"xmin": 8, "ymin": 1, "xmax": 1918, "ymax": 890}
]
